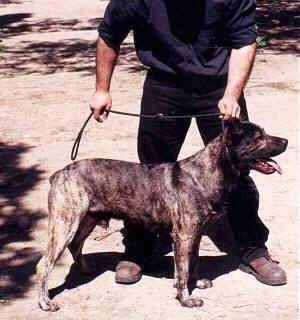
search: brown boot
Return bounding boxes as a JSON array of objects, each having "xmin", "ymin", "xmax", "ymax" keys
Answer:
[
  {"xmin": 239, "ymin": 256, "xmax": 287, "ymax": 286},
  {"xmin": 116, "ymin": 223, "xmax": 155, "ymax": 284},
  {"xmin": 115, "ymin": 260, "xmax": 142, "ymax": 284}
]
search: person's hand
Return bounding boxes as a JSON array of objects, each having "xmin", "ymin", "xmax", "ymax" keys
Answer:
[
  {"xmin": 218, "ymin": 95, "xmax": 240, "ymax": 120},
  {"xmin": 90, "ymin": 90, "xmax": 112, "ymax": 122}
]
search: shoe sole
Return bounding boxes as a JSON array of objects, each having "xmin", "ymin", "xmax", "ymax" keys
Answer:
[
  {"xmin": 115, "ymin": 273, "xmax": 142, "ymax": 285},
  {"xmin": 239, "ymin": 263, "xmax": 287, "ymax": 286}
]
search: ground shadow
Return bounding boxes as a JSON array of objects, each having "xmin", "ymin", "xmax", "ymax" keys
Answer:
[
  {"xmin": 0, "ymin": 37, "xmax": 142, "ymax": 76},
  {"xmin": 0, "ymin": 13, "xmax": 32, "ymax": 29},
  {"xmin": 0, "ymin": 15, "xmax": 105, "ymax": 76},
  {"xmin": 0, "ymin": 15, "xmax": 100, "ymax": 39},
  {"xmin": 1, "ymin": 39, "xmax": 97, "ymax": 75},
  {"xmin": 0, "ymin": 1, "xmax": 299, "ymax": 77},
  {"xmin": 49, "ymin": 251, "xmax": 239, "ymax": 300},
  {"xmin": 0, "ymin": 142, "xmax": 45, "ymax": 301},
  {"xmin": 256, "ymin": 0, "xmax": 300, "ymax": 54},
  {"xmin": 0, "ymin": 0, "xmax": 23, "ymax": 5}
]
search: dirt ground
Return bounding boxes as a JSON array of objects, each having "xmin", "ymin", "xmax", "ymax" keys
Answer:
[{"xmin": 0, "ymin": 1, "xmax": 299, "ymax": 320}]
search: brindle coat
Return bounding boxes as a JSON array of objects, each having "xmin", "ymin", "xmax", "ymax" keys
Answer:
[{"xmin": 37, "ymin": 120, "xmax": 287, "ymax": 311}]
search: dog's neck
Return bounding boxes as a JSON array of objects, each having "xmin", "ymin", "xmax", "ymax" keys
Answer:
[
  {"xmin": 186, "ymin": 134, "xmax": 241, "ymax": 183},
  {"xmin": 172, "ymin": 135, "xmax": 241, "ymax": 212},
  {"xmin": 219, "ymin": 137, "xmax": 241, "ymax": 181}
]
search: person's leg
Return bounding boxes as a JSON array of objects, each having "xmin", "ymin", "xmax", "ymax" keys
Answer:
[
  {"xmin": 137, "ymin": 75, "xmax": 192, "ymax": 164},
  {"xmin": 192, "ymin": 88, "xmax": 286, "ymax": 285},
  {"xmin": 116, "ymin": 71, "xmax": 191, "ymax": 284}
]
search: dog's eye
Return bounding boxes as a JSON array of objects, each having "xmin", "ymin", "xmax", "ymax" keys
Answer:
[{"xmin": 254, "ymin": 134, "xmax": 264, "ymax": 142}]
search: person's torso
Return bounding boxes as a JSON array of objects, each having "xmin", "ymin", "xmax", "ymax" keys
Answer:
[{"xmin": 133, "ymin": 0, "xmax": 231, "ymax": 77}]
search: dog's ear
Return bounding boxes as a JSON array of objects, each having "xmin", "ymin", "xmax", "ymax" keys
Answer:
[
  {"xmin": 223, "ymin": 118, "xmax": 244, "ymax": 146},
  {"xmin": 227, "ymin": 118, "xmax": 243, "ymax": 133}
]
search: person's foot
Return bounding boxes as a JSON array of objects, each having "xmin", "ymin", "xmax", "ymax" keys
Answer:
[
  {"xmin": 115, "ymin": 260, "xmax": 142, "ymax": 284},
  {"xmin": 239, "ymin": 256, "xmax": 287, "ymax": 286}
]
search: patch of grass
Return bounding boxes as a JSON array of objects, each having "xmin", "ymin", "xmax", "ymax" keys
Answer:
[{"xmin": 256, "ymin": 36, "xmax": 268, "ymax": 48}]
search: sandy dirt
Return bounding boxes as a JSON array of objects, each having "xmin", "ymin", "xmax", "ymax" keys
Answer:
[{"xmin": 0, "ymin": 1, "xmax": 299, "ymax": 319}]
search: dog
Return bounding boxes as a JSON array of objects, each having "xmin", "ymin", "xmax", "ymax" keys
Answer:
[{"xmin": 37, "ymin": 119, "xmax": 287, "ymax": 311}]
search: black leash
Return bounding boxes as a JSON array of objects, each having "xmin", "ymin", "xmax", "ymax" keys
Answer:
[
  {"xmin": 71, "ymin": 111, "xmax": 94, "ymax": 161},
  {"xmin": 71, "ymin": 109, "xmax": 225, "ymax": 161}
]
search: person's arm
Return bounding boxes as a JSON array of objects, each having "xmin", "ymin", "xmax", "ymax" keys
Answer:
[
  {"xmin": 219, "ymin": 0, "xmax": 257, "ymax": 120},
  {"xmin": 90, "ymin": 37, "xmax": 119, "ymax": 122},
  {"xmin": 218, "ymin": 43, "xmax": 256, "ymax": 120},
  {"xmin": 90, "ymin": 0, "xmax": 140, "ymax": 121}
]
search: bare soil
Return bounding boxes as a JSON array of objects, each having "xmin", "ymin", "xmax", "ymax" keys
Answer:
[{"xmin": 0, "ymin": 1, "xmax": 299, "ymax": 320}]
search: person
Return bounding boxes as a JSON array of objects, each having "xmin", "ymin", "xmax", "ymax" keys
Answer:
[{"xmin": 90, "ymin": 0, "xmax": 287, "ymax": 286}]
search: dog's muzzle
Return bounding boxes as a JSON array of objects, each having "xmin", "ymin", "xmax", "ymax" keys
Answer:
[{"xmin": 248, "ymin": 137, "xmax": 288, "ymax": 175}]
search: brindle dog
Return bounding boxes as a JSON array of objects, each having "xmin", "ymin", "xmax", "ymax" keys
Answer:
[{"xmin": 37, "ymin": 119, "xmax": 287, "ymax": 311}]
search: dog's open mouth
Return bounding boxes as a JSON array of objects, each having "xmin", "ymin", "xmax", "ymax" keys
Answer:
[{"xmin": 249, "ymin": 158, "xmax": 282, "ymax": 174}]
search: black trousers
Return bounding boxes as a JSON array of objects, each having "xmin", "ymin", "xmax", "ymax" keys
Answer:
[{"xmin": 124, "ymin": 69, "xmax": 269, "ymax": 264}]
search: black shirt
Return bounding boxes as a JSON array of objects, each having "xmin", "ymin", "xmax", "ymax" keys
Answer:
[{"xmin": 98, "ymin": 0, "xmax": 257, "ymax": 77}]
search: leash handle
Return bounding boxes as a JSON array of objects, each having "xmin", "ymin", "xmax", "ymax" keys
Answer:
[{"xmin": 71, "ymin": 111, "xmax": 93, "ymax": 161}]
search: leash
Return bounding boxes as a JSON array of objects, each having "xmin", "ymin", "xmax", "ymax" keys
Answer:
[{"xmin": 71, "ymin": 109, "xmax": 225, "ymax": 161}]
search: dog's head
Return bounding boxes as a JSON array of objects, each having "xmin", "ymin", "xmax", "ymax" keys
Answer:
[{"xmin": 223, "ymin": 119, "xmax": 288, "ymax": 174}]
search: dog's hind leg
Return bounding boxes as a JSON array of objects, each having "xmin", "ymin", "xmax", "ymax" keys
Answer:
[
  {"xmin": 38, "ymin": 215, "xmax": 83, "ymax": 311},
  {"xmin": 38, "ymin": 177, "xmax": 89, "ymax": 311},
  {"xmin": 68, "ymin": 213, "xmax": 98, "ymax": 274}
]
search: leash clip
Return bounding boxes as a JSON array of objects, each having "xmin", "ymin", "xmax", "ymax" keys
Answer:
[
  {"xmin": 220, "ymin": 113, "xmax": 225, "ymax": 132},
  {"xmin": 155, "ymin": 113, "xmax": 164, "ymax": 119}
]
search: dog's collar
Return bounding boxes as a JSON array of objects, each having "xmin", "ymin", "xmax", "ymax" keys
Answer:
[{"xmin": 222, "ymin": 143, "xmax": 241, "ymax": 179}]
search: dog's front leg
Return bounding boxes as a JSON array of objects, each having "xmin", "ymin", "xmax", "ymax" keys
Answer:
[
  {"xmin": 173, "ymin": 233, "xmax": 203, "ymax": 308},
  {"xmin": 190, "ymin": 235, "xmax": 213, "ymax": 290}
]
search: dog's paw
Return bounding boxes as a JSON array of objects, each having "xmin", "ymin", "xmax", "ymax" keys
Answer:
[
  {"xmin": 177, "ymin": 288, "xmax": 204, "ymax": 308},
  {"xmin": 179, "ymin": 296, "xmax": 204, "ymax": 308},
  {"xmin": 39, "ymin": 299, "xmax": 60, "ymax": 312},
  {"xmin": 196, "ymin": 278, "xmax": 213, "ymax": 289}
]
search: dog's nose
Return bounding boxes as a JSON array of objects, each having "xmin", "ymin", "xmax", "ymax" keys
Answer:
[{"xmin": 282, "ymin": 138, "xmax": 288, "ymax": 150}]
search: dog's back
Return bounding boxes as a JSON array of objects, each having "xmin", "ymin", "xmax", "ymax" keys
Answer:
[{"xmin": 49, "ymin": 159, "xmax": 177, "ymax": 226}]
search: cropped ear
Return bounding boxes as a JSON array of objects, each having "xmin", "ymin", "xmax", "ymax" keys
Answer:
[
  {"xmin": 223, "ymin": 118, "xmax": 243, "ymax": 146},
  {"xmin": 226, "ymin": 118, "xmax": 242, "ymax": 133}
]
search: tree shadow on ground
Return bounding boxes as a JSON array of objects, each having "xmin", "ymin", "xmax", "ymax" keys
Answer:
[
  {"xmin": 49, "ymin": 251, "xmax": 239, "ymax": 300},
  {"xmin": 0, "ymin": 142, "xmax": 45, "ymax": 302},
  {"xmin": 0, "ymin": 13, "xmax": 143, "ymax": 76},
  {"xmin": 0, "ymin": 13, "xmax": 32, "ymax": 29},
  {"xmin": 1, "ymin": 1, "xmax": 297, "ymax": 77},
  {"xmin": 257, "ymin": 0, "xmax": 300, "ymax": 54},
  {"xmin": 0, "ymin": 0, "xmax": 23, "ymax": 5},
  {"xmin": 0, "ymin": 38, "xmax": 142, "ymax": 76},
  {"xmin": 1, "ymin": 39, "xmax": 96, "ymax": 75},
  {"xmin": 0, "ymin": 15, "xmax": 100, "ymax": 39}
]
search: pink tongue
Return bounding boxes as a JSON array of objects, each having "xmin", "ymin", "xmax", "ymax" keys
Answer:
[{"xmin": 266, "ymin": 159, "xmax": 282, "ymax": 174}]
